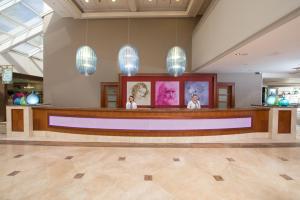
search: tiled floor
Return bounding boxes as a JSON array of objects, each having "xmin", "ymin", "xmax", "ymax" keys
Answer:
[{"xmin": 0, "ymin": 144, "xmax": 300, "ymax": 200}]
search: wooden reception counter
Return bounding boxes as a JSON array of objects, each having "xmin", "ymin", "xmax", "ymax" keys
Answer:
[{"xmin": 5, "ymin": 106, "xmax": 271, "ymax": 137}]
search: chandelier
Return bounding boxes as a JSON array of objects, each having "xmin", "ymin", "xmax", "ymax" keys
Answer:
[
  {"xmin": 118, "ymin": 45, "xmax": 139, "ymax": 76},
  {"xmin": 166, "ymin": 46, "xmax": 186, "ymax": 77}
]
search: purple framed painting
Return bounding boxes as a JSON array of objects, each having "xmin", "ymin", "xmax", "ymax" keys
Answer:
[
  {"xmin": 184, "ymin": 81, "xmax": 209, "ymax": 105},
  {"xmin": 155, "ymin": 81, "xmax": 180, "ymax": 106}
]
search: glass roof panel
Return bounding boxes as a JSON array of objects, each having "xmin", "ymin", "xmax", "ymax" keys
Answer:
[
  {"xmin": 12, "ymin": 42, "xmax": 40, "ymax": 55},
  {"xmin": 0, "ymin": 32, "xmax": 9, "ymax": 42},
  {"xmin": 27, "ymin": 34, "xmax": 43, "ymax": 47},
  {"xmin": 2, "ymin": 3, "xmax": 41, "ymax": 27},
  {"xmin": 32, "ymin": 51, "xmax": 43, "ymax": 60},
  {"xmin": 0, "ymin": 15, "xmax": 25, "ymax": 34},
  {"xmin": 22, "ymin": 0, "xmax": 52, "ymax": 16}
]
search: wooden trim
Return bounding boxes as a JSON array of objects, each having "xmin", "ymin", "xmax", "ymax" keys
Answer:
[
  {"xmin": 11, "ymin": 109, "xmax": 24, "ymax": 132},
  {"xmin": 33, "ymin": 107, "xmax": 269, "ymax": 137},
  {"xmin": 13, "ymin": 72, "xmax": 43, "ymax": 81},
  {"xmin": 278, "ymin": 110, "xmax": 291, "ymax": 134},
  {"xmin": 217, "ymin": 82, "xmax": 235, "ymax": 108},
  {"xmin": 100, "ymin": 82, "xmax": 120, "ymax": 108}
]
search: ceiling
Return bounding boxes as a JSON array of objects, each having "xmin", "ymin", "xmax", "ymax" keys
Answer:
[
  {"xmin": 45, "ymin": 0, "xmax": 211, "ymax": 18},
  {"xmin": 197, "ymin": 14, "xmax": 300, "ymax": 75},
  {"xmin": 74, "ymin": 0, "xmax": 190, "ymax": 12}
]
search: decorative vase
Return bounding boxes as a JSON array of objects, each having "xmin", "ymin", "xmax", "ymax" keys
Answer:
[
  {"xmin": 26, "ymin": 92, "xmax": 40, "ymax": 105},
  {"xmin": 278, "ymin": 97, "xmax": 289, "ymax": 107},
  {"xmin": 266, "ymin": 95, "xmax": 276, "ymax": 106}
]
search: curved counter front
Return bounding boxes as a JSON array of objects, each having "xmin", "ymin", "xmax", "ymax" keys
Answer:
[{"xmin": 30, "ymin": 107, "xmax": 269, "ymax": 137}]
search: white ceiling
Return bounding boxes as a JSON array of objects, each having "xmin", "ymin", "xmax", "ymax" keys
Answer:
[
  {"xmin": 197, "ymin": 14, "xmax": 300, "ymax": 75},
  {"xmin": 74, "ymin": 0, "xmax": 190, "ymax": 12},
  {"xmin": 45, "ymin": 0, "xmax": 211, "ymax": 18}
]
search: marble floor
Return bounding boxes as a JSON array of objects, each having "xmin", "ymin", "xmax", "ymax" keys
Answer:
[{"xmin": 0, "ymin": 143, "xmax": 300, "ymax": 200}]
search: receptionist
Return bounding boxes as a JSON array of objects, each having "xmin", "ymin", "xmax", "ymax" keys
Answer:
[
  {"xmin": 126, "ymin": 95, "xmax": 138, "ymax": 110},
  {"xmin": 187, "ymin": 94, "xmax": 201, "ymax": 109}
]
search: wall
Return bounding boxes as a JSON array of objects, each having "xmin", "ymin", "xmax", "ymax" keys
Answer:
[
  {"xmin": 44, "ymin": 14, "xmax": 198, "ymax": 107},
  {"xmin": 192, "ymin": 0, "xmax": 300, "ymax": 71},
  {"xmin": 218, "ymin": 73, "xmax": 262, "ymax": 107}
]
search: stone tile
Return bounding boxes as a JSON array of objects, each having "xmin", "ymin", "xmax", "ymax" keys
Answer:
[
  {"xmin": 280, "ymin": 174, "xmax": 293, "ymax": 180},
  {"xmin": 7, "ymin": 171, "xmax": 21, "ymax": 176},
  {"xmin": 118, "ymin": 156, "xmax": 126, "ymax": 161},
  {"xmin": 65, "ymin": 156, "xmax": 73, "ymax": 160},
  {"xmin": 74, "ymin": 173, "xmax": 85, "ymax": 179},
  {"xmin": 144, "ymin": 175, "xmax": 152, "ymax": 181},
  {"xmin": 213, "ymin": 175, "xmax": 224, "ymax": 181}
]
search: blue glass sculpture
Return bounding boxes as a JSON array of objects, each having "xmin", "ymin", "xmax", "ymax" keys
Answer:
[
  {"xmin": 266, "ymin": 95, "xmax": 276, "ymax": 106},
  {"xmin": 13, "ymin": 98, "xmax": 21, "ymax": 105},
  {"xmin": 118, "ymin": 45, "xmax": 139, "ymax": 76},
  {"xmin": 26, "ymin": 92, "xmax": 39, "ymax": 105},
  {"xmin": 166, "ymin": 46, "xmax": 186, "ymax": 77},
  {"xmin": 76, "ymin": 46, "xmax": 97, "ymax": 76},
  {"xmin": 278, "ymin": 97, "xmax": 289, "ymax": 107}
]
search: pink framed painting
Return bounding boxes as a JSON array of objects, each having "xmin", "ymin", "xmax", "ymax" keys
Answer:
[{"xmin": 155, "ymin": 81, "xmax": 180, "ymax": 106}]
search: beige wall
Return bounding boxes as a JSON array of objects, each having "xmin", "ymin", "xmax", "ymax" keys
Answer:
[
  {"xmin": 44, "ymin": 14, "xmax": 198, "ymax": 107},
  {"xmin": 218, "ymin": 73, "xmax": 262, "ymax": 108},
  {"xmin": 192, "ymin": 0, "xmax": 300, "ymax": 70}
]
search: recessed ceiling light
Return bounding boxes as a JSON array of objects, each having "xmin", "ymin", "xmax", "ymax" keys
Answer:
[
  {"xmin": 234, "ymin": 52, "xmax": 248, "ymax": 56},
  {"xmin": 112, "ymin": 0, "xmax": 116, "ymax": 2},
  {"xmin": 85, "ymin": 0, "xmax": 89, "ymax": 2}
]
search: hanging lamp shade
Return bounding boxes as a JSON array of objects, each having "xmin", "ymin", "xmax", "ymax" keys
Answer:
[
  {"xmin": 166, "ymin": 46, "xmax": 186, "ymax": 77},
  {"xmin": 118, "ymin": 45, "xmax": 139, "ymax": 76},
  {"xmin": 75, "ymin": 45, "xmax": 97, "ymax": 76}
]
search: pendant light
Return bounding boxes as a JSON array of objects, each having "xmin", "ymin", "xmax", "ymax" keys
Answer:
[
  {"xmin": 75, "ymin": 19, "xmax": 98, "ymax": 76},
  {"xmin": 166, "ymin": 19, "xmax": 186, "ymax": 77},
  {"xmin": 118, "ymin": 18, "xmax": 139, "ymax": 76}
]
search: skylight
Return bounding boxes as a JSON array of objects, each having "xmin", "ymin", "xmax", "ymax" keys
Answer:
[{"xmin": 0, "ymin": 0, "xmax": 52, "ymax": 60}]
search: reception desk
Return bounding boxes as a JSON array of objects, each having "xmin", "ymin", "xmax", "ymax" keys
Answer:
[{"xmin": 6, "ymin": 106, "xmax": 270, "ymax": 137}]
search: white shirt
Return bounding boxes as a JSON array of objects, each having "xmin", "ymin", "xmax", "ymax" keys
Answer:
[
  {"xmin": 187, "ymin": 100, "xmax": 201, "ymax": 109},
  {"xmin": 126, "ymin": 101, "xmax": 137, "ymax": 109}
]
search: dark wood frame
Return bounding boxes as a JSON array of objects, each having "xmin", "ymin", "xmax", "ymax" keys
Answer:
[
  {"xmin": 119, "ymin": 73, "xmax": 217, "ymax": 108},
  {"xmin": 217, "ymin": 82, "xmax": 235, "ymax": 108},
  {"xmin": 100, "ymin": 82, "xmax": 120, "ymax": 108}
]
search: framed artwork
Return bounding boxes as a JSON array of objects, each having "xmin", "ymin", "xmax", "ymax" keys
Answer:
[
  {"xmin": 127, "ymin": 81, "xmax": 151, "ymax": 106},
  {"xmin": 185, "ymin": 81, "xmax": 209, "ymax": 105},
  {"xmin": 155, "ymin": 81, "xmax": 180, "ymax": 106}
]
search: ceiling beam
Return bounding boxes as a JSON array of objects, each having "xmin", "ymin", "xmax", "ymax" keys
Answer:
[
  {"xmin": 128, "ymin": 0, "xmax": 137, "ymax": 12},
  {"xmin": 0, "ymin": 25, "xmax": 42, "ymax": 53},
  {"xmin": 81, "ymin": 11, "xmax": 189, "ymax": 19},
  {"xmin": 44, "ymin": 0, "xmax": 81, "ymax": 18},
  {"xmin": 187, "ymin": 0, "xmax": 205, "ymax": 17}
]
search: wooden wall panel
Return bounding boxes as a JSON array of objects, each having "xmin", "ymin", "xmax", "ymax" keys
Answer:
[
  {"xmin": 11, "ymin": 109, "xmax": 24, "ymax": 132},
  {"xmin": 32, "ymin": 107, "xmax": 269, "ymax": 137},
  {"xmin": 278, "ymin": 110, "xmax": 291, "ymax": 134}
]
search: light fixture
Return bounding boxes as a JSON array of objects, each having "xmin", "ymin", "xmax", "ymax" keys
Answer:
[
  {"xmin": 118, "ymin": 45, "xmax": 139, "ymax": 76},
  {"xmin": 85, "ymin": 0, "xmax": 89, "ymax": 3},
  {"xmin": 75, "ymin": 19, "xmax": 98, "ymax": 76},
  {"xmin": 166, "ymin": 19, "xmax": 186, "ymax": 77},
  {"xmin": 76, "ymin": 46, "xmax": 97, "ymax": 76},
  {"xmin": 234, "ymin": 52, "xmax": 248, "ymax": 56},
  {"xmin": 112, "ymin": 0, "xmax": 116, "ymax": 2},
  {"xmin": 166, "ymin": 46, "xmax": 186, "ymax": 77},
  {"xmin": 118, "ymin": 18, "xmax": 140, "ymax": 76}
]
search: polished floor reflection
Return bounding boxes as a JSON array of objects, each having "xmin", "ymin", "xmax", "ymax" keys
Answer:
[{"xmin": 0, "ymin": 144, "xmax": 300, "ymax": 200}]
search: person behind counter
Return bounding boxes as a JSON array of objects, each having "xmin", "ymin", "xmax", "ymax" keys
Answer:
[
  {"xmin": 126, "ymin": 95, "xmax": 138, "ymax": 110},
  {"xmin": 187, "ymin": 94, "xmax": 201, "ymax": 109}
]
